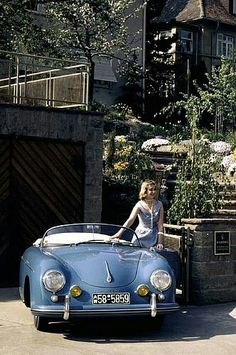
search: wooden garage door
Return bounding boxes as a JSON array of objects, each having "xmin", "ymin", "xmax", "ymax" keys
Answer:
[{"xmin": 0, "ymin": 137, "xmax": 84, "ymax": 286}]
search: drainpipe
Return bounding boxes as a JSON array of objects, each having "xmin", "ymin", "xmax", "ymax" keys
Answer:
[
  {"xmin": 142, "ymin": 1, "xmax": 147, "ymax": 114},
  {"xmin": 195, "ymin": 29, "xmax": 198, "ymax": 65},
  {"xmin": 212, "ymin": 21, "xmax": 220, "ymax": 67}
]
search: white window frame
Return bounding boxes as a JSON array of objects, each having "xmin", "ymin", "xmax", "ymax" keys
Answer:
[
  {"xmin": 180, "ymin": 30, "xmax": 193, "ymax": 53},
  {"xmin": 156, "ymin": 30, "xmax": 172, "ymax": 40},
  {"xmin": 217, "ymin": 33, "xmax": 234, "ymax": 58}
]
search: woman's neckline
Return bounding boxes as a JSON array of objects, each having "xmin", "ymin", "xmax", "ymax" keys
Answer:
[{"xmin": 141, "ymin": 199, "xmax": 156, "ymax": 212}]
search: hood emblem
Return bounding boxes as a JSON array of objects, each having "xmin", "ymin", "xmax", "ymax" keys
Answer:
[{"xmin": 105, "ymin": 260, "xmax": 112, "ymax": 283}]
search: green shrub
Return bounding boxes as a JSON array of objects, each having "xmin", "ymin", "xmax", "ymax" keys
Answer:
[{"xmin": 167, "ymin": 142, "xmax": 224, "ymax": 224}]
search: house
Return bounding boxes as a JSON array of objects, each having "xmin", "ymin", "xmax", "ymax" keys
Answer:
[{"xmin": 153, "ymin": 0, "xmax": 236, "ymax": 94}]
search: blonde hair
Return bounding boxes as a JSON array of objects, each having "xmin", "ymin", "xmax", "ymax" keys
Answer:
[{"xmin": 139, "ymin": 180, "xmax": 157, "ymax": 200}]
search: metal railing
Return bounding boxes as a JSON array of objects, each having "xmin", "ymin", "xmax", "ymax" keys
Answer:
[
  {"xmin": 0, "ymin": 50, "xmax": 90, "ymax": 110},
  {"xmin": 163, "ymin": 223, "xmax": 194, "ymax": 304}
]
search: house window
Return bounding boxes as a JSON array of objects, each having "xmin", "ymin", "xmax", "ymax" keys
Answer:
[
  {"xmin": 217, "ymin": 33, "xmax": 234, "ymax": 58},
  {"xmin": 157, "ymin": 30, "xmax": 172, "ymax": 40},
  {"xmin": 179, "ymin": 30, "xmax": 193, "ymax": 53}
]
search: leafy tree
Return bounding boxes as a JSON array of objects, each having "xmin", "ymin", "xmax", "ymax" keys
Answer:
[
  {"xmin": 118, "ymin": 52, "xmax": 144, "ymax": 117},
  {"xmin": 0, "ymin": 1, "xmax": 30, "ymax": 52},
  {"xmin": 0, "ymin": 1, "xmax": 56, "ymax": 56},
  {"xmin": 164, "ymin": 54, "xmax": 236, "ymax": 133},
  {"xmin": 144, "ymin": 1, "xmax": 177, "ymax": 124},
  {"xmin": 38, "ymin": 0, "xmax": 143, "ymax": 101},
  {"xmin": 201, "ymin": 55, "xmax": 236, "ymax": 133}
]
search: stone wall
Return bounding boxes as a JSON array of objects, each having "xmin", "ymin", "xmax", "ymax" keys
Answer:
[
  {"xmin": 0, "ymin": 103, "xmax": 104, "ymax": 222},
  {"xmin": 182, "ymin": 218, "xmax": 236, "ymax": 304}
]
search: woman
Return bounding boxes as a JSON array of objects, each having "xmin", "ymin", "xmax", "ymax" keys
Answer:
[{"xmin": 113, "ymin": 179, "xmax": 164, "ymax": 249}]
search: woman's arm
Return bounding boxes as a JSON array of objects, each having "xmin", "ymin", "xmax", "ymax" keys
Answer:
[
  {"xmin": 112, "ymin": 204, "xmax": 139, "ymax": 238},
  {"xmin": 156, "ymin": 202, "xmax": 164, "ymax": 249}
]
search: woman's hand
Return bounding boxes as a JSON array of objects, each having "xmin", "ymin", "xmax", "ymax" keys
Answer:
[
  {"xmin": 156, "ymin": 243, "xmax": 164, "ymax": 250},
  {"xmin": 110, "ymin": 233, "xmax": 120, "ymax": 240}
]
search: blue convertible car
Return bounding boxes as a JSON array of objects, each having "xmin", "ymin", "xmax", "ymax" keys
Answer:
[{"xmin": 19, "ymin": 223, "xmax": 180, "ymax": 331}]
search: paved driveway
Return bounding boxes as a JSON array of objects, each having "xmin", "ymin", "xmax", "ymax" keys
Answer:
[{"xmin": 0, "ymin": 288, "xmax": 236, "ymax": 355}]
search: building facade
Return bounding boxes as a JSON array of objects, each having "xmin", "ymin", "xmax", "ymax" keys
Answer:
[{"xmin": 154, "ymin": 0, "xmax": 236, "ymax": 94}]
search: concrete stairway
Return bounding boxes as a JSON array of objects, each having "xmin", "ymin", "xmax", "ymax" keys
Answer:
[
  {"xmin": 213, "ymin": 179, "xmax": 236, "ymax": 218},
  {"xmin": 150, "ymin": 150, "xmax": 236, "ymax": 218}
]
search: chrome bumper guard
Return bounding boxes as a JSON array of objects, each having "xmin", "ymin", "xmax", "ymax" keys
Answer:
[
  {"xmin": 150, "ymin": 293, "xmax": 157, "ymax": 317},
  {"xmin": 64, "ymin": 294, "xmax": 70, "ymax": 320},
  {"xmin": 63, "ymin": 292, "xmax": 159, "ymax": 320}
]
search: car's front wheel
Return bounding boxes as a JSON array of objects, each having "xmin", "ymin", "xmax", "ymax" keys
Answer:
[{"xmin": 34, "ymin": 315, "xmax": 49, "ymax": 331}]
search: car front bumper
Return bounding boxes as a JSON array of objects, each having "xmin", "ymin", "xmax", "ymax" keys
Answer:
[{"xmin": 31, "ymin": 293, "xmax": 179, "ymax": 319}]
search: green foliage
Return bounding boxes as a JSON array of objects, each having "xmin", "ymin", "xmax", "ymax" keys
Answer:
[
  {"xmin": 200, "ymin": 129, "xmax": 236, "ymax": 148},
  {"xmin": 143, "ymin": 2, "xmax": 178, "ymax": 123},
  {"xmin": 163, "ymin": 53, "xmax": 236, "ymax": 133},
  {"xmin": 224, "ymin": 131, "xmax": 236, "ymax": 148},
  {"xmin": 167, "ymin": 142, "xmax": 224, "ymax": 224},
  {"xmin": 39, "ymin": 1, "xmax": 141, "ymax": 61},
  {"xmin": 162, "ymin": 57, "xmax": 236, "ymax": 223},
  {"xmin": 203, "ymin": 55, "xmax": 236, "ymax": 132},
  {"xmin": 0, "ymin": 1, "xmax": 32, "ymax": 52},
  {"xmin": 103, "ymin": 133, "xmax": 154, "ymax": 189},
  {"xmin": 36, "ymin": 0, "xmax": 142, "ymax": 101},
  {"xmin": 105, "ymin": 104, "xmax": 133, "ymax": 121},
  {"xmin": 118, "ymin": 52, "xmax": 143, "ymax": 117}
]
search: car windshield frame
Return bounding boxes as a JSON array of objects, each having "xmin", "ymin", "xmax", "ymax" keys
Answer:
[{"xmin": 40, "ymin": 223, "xmax": 142, "ymax": 248}]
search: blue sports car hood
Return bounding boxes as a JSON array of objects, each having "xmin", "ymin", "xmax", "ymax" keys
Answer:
[{"xmin": 45, "ymin": 245, "xmax": 156, "ymax": 287}]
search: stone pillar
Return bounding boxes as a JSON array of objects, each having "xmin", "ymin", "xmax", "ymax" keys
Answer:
[{"xmin": 182, "ymin": 218, "xmax": 236, "ymax": 304}]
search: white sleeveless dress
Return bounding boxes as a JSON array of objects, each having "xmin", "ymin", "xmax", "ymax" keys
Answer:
[{"xmin": 133, "ymin": 200, "xmax": 163, "ymax": 248}]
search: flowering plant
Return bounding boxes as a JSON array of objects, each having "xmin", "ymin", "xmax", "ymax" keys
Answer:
[
  {"xmin": 210, "ymin": 141, "xmax": 232, "ymax": 154},
  {"xmin": 104, "ymin": 133, "xmax": 154, "ymax": 188},
  {"xmin": 141, "ymin": 137, "xmax": 170, "ymax": 151},
  {"xmin": 221, "ymin": 154, "xmax": 235, "ymax": 170}
]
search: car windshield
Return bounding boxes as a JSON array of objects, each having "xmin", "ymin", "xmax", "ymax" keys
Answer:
[{"xmin": 40, "ymin": 223, "xmax": 141, "ymax": 247}]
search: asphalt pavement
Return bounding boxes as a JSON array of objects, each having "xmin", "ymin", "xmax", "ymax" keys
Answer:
[{"xmin": 0, "ymin": 288, "xmax": 236, "ymax": 355}]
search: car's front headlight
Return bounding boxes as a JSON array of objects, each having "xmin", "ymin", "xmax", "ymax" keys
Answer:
[
  {"xmin": 150, "ymin": 270, "xmax": 172, "ymax": 291},
  {"xmin": 42, "ymin": 270, "xmax": 66, "ymax": 292}
]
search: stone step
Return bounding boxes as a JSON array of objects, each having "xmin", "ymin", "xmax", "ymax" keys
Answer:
[
  {"xmin": 221, "ymin": 200, "xmax": 236, "ymax": 210},
  {"xmin": 149, "ymin": 150, "xmax": 186, "ymax": 158},
  {"xmin": 212, "ymin": 209, "xmax": 236, "ymax": 217},
  {"xmin": 166, "ymin": 179, "xmax": 236, "ymax": 189},
  {"xmin": 218, "ymin": 181, "xmax": 236, "ymax": 190},
  {"xmin": 219, "ymin": 191, "xmax": 236, "ymax": 197}
]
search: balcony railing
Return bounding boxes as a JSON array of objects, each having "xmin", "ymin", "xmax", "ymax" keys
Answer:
[{"xmin": 0, "ymin": 50, "xmax": 89, "ymax": 110}]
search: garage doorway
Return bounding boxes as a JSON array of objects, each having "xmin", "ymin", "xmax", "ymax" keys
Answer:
[{"xmin": 0, "ymin": 136, "xmax": 84, "ymax": 286}]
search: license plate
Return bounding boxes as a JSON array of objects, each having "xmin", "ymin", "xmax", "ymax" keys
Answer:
[{"xmin": 92, "ymin": 292, "xmax": 130, "ymax": 304}]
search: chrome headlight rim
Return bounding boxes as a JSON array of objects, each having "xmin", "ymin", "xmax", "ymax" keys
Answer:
[
  {"xmin": 42, "ymin": 269, "xmax": 66, "ymax": 292},
  {"xmin": 150, "ymin": 269, "xmax": 172, "ymax": 291}
]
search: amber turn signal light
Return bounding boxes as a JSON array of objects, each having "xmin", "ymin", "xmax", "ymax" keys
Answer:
[{"xmin": 70, "ymin": 285, "xmax": 83, "ymax": 297}]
